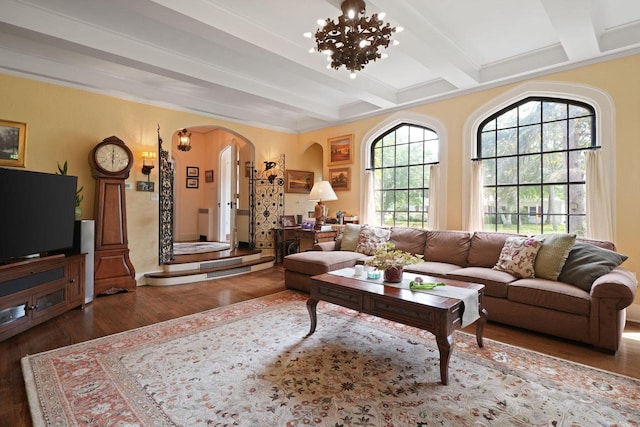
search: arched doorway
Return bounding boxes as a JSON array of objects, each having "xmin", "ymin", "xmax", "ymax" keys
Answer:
[{"xmin": 158, "ymin": 126, "xmax": 254, "ymax": 263}]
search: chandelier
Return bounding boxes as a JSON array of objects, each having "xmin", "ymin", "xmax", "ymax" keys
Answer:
[
  {"xmin": 305, "ymin": 0, "xmax": 400, "ymax": 78},
  {"xmin": 177, "ymin": 128, "xmax": 192, "ymax": 152}
]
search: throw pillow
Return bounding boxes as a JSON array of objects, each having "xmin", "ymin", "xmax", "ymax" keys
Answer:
[
  {"xmin": 355, "ymin": 225, "xmax": 390, "ymax": 255},
  {"xmin": 493, "ymin": 236, "xmax": 541, "ymax": 278},
  {"xmin": 558, "ymin": 241, "xmax": 628, "ymax": 291},
  {"xmin": 340, "ymin": 224, "xmax": 361, "ymax": 252},
  {"xmin": 534, "ymin": 233, "xmax": 576, "ymax": 280}
]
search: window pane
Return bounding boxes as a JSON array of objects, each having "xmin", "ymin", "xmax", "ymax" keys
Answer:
[
  {"xmin": 425, "ymin": 140, "xmax": 439, "ymax": 163},
  {"xmin": 569, "ymin": 117, "xmax": 593, "ymax": 149},
  {"xmin": 519, "ymin": 186, "xmax": 541, "ymax": 225},
  {"xmin": 396, "ymin": 167, "xmax": 409, "ymax": 189},
  {"xmin": 382, "ymin": 146, "xmax": 395, "ymax": 166},
  {"xmin": 409, "ymin": 126, "xmax": 423, "ymax": 142},
  {"xmin": 425, "ymin": 129, "xmax": 438, "ymax": 141},
  {"xmin": 395, "ymin": 190, "xmax": 409, "ymax": 211},
  {"xmin": 542, "ymin": 122, "xmax": 566, "ymax": 151},
  {"xmin": 518, "ymin": 101, "xmax": 541, "ymax": 126},
  {"xmin": 482, "ymin": 159, "xmax": 496, "ymax": 186},
  {"xmin": 519, "ymin": 154, "xmax": 541, "ymax": 184},
  {"xmin": 396, "ymin": 144, "xmax": 409, "ymax": 167},
  {"xmin": 542, "ymin": 101, "xmax": 567, "ymax": 121},
  {"xmin": 409, "ymin": 212, "xmax": 426, "ymax": 227},
  {"xmin": 497, "ymin": 186, "xmax": 517, "ymax": 219},
  {"xmin": 481, "ymin": 131, "xmax": 496, "ymax": 157},
  {"xmin": 569, "ymin": 151, "xmax": 585, "ymax": 181},
  {"xmin": 519, "ymin": 125, "xmax": 541, "ymax": 154},
  {"xmin": 497, "ymin": 157, "xmax": 517, "ymax": 185},
  {"xmin": 569, "ymin": 215, "xmax": 586, "ymax": 237},
  {"xmin": 543, "ymin": 152, "xmax": 567, "ymax": 183},
  {"xmin": 408, "ymin": 189, "xmax": 425, "ymax": 212},
  {"xmin": 497, "ymin": 109, "xmax": 517, "ymax": 129},
  {"xmin": 568, "ymin": 183, "xmax": 586, "ymax": 214},
  {"xmin": 408, "ymin": 165, "xmax": 424, "ymax": 188},
  {"xmin": 409, "ymin": 141, "xmax": 425, "ymax": 164},
  {"xmin": 569, "ymin": 104, "xmax": 591, "ymax": 118},
  {"xmin": 483, "ymin": 119, "xmax": 496, "ymax": 131},
  {"xmin": 542, "ymin": 185, "xmax": 566, "ymax": 215},
  {"xmin": 497, "ymin": 128, "xmax": 517, "ymax": 156},
  {"xmin": 382, "ymin": 132, "xmax": 395, "ymax": 147}
]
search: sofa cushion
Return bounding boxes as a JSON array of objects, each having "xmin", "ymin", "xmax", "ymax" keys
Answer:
[
  {"xmin": 423, "ymin": 230, "xmax": 471, "ymax": 266},
  {"xmin": 446, "ymin": 267, "xmax": 517, "ymax": 298},
  {"xmin": 355, "ymin": 225, "xmax": 391, "ymax": 255},
  {"xmin": 390, "ymin": 227, "xmax": 428, "ymax": 255},
  {"xmin": 508, "ymin": 278, "xmax": 590, "ymax": 316},
  {"xmin": 340, "ymin": 223, "xmax": 361, "ymax": 251},
  {"xmin": 467, "ymin": 232, "xmax": 520, "ymax": 267},
  {"xmin": 534, "ymin": 233, "xmax": 576, "ymax": 280},
  {"xmin": 283, "ymin": 251, "xmax": 368, "ymax": 276},
  {"xmin": 494, "ymin": 236, "xmax": 541, "ymax": 278},
  {"xmin": 558, "ymin": 241, "xmax": 628, "ymax": 291},
  {"xmin": 404, "ymin": 261, "xmax": 462, "ymax": 277}
]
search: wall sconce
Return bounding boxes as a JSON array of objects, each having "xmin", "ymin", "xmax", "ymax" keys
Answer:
[
  {"xmin": 264, "ymin": 161, "xmax": 278, "ymax": 184},
  {"xmin": 141, "ymin": 151, "xmax": 156, "ymax": 178},
  {"xmin": 177, "ymin": 128, "xmax": 192, "ymax": 152}
]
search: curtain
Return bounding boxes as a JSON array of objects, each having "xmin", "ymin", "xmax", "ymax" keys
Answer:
[
  {"xmin": 361, "ymin": 170, "xmax": 376, "ymax": 225},
  {"xmin": 427, "ymin": 164, "xmax": 440, "ymax": 230},
  {"xmin": 585, "ymin": 150, "xmax": 613, "ymax": 241},
  {"xmin": 467, "ymin": 159, "xmax": 484, "ymax": 231}
]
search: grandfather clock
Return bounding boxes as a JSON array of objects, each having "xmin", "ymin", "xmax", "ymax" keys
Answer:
[{"xmin": 89, "ymin": 136, "xmax": 137, "ymax": 295}]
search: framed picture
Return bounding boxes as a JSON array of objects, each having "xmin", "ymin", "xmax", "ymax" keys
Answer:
[
  {"xmin": 245, "ymin": 161, "xmax": 252, "ymax": 177},
  {"xmin": 280, "ymin": 215, "xmax": 296, "ymax": 228},
  {"xmin": 284, "ymin": 169, "xmax": 314, "ymax": 193},
  {"xmin": 0, "ymin": 120, "xmax": 27, "ymax": 167},
  {"xmin": 205, "ymin": 169, "xmax": 214, "ymax": 183},
  {"xmin": 329, "ymin": 167, "xmax": 350, "ymax": 191},
  {"xmin": 186, "ymin": 177, "xmax": 199, "ymax": 189},
  {"xmin": 328, "ymin": 134, "xmax": 353, "ymax": 166},
  {"xmin": 136, "ymin": 181, "xmax": 155, "ymax": 192},
  {"xmin": 186, "ymin": 166, "xmax": 199, "ymax": 177}
]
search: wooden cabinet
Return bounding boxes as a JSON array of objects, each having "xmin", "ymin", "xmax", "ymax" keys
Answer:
[{"xmin": 0, "ymin": 254, "xmax": 85, "ymax": 342}]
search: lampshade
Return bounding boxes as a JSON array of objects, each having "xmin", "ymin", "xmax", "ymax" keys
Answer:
[{"xmin": 308, "ymin": 181, "xmax": 338, "ymax": 202}]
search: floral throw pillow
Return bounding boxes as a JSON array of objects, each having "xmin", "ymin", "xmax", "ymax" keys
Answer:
[
  {"xmin": 493, "ymin": 236, "xmax": 541, "ymax": 278},
  {"xmin": 355, "ymin": 225, "xmax": 391, "ymax": 255}
]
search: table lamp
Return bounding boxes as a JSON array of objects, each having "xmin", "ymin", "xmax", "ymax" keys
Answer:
[{"xmin": 308, "ymin": 181, "xmax": 338, "ymax": 227}]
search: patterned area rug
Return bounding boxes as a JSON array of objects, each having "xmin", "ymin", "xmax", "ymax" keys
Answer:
[
  {"xmin": 173, "ymin": 241, "xmax": 230, "ymax": 255},
  {"xmin": 22, "ymin": 291, "xmax": 639, "ymax": 426}
]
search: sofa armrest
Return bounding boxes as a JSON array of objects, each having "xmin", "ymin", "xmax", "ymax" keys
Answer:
[
  {"xmin": 590, "ymin": 268, "xmax": 638, "ymax": 310},
  {"xmin": 312, "ymin": 241, "xmax": 339, "ymax": 251}
]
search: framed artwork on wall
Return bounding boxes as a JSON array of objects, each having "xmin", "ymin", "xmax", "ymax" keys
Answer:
[
  {"xmin": 205, "ymin": 169, "xmax": 214, "ymax": 183},
  {"xmin": 186, "ymin": 166, "xmax": 199, "ymax": 177},
  {"xmin": 285, "ymin": 169, "xmax": 314, "ymax": 193},
  {"xmin": 186, "ymin": 178, "xmax": 199, "ymax": 189},
  {"xmin": 280, "ymin": 215, "xmax": 296, "ymax": 227},
  {"xmin": 329, "ymin": 167, "xmax": 350, "ymax": 191},
  {"xmin": 328, "ymin": 134, "xmax": 353, "ymax": 166},
  {"xmin": 0, "ymin": 119, "xmax": 27, "ymax": 167}
]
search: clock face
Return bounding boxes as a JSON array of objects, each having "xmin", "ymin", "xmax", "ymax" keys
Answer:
[{"xmin": 95, "ymin": 143, "xmax": 131, "ymax": 173}]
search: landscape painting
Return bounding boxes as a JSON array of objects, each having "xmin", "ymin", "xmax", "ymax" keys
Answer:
[
  {"xmin": 328, "ymin": 134, "xmax": 353, "ymax": 166},
  {"xmin": 285, "ymin": 170, "xmax": 314, "ymax": 193},
  {"xmin": 329, "ymin": 167, "xmax": 350, "ymax": 191},
  {"xmin": 0, "ymin": 120, "xmax": 26, "ymax": 167}
]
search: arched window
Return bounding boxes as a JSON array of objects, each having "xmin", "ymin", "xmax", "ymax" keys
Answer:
[
  {"xmin": 477, "ymin": 97, "xmax": 596, "ymax": 235},
  {"xmin": 370, "ymin": 123, "xmax": 439, "ymax": 228}
]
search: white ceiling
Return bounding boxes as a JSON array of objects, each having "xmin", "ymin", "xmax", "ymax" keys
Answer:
[{"xmin": 1, "ymin": 0, "xmax": 639, "ymax": 133}]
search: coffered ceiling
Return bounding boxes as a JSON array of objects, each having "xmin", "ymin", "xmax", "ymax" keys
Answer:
[{"xmin": 1, "ymin": 0, "xmax": 639, "ymax": 133}]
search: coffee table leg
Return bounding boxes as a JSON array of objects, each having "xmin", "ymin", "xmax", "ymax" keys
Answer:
[
  {"xmin": 435, "ymin": 333, "xmax": 453, "ymax": 385},
  {"xmin": 476, "ymin": 308, "xmax": 488, "ymax": 347},
  {"xmin": 306, "ymin": 298, "xmax": 319, "ymax": 335}
]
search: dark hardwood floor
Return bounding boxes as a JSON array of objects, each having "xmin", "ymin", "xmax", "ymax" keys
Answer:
[{"xmin": 2, "ymin": 265, "xmax": 639, "ymax": 426}]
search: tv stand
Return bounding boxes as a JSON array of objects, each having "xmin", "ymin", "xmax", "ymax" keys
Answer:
[{"xmin": 0, "ymin": 253, "xmax": 85, "ymax": 342}]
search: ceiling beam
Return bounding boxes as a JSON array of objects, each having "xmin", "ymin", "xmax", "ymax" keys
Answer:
[{"xmin": 539, "ymin": 0, "xmax": 601, "ymax": 61}]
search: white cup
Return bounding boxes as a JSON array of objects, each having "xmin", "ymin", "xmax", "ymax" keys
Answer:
[{"xmin": 354, "ymin": 265, "xmax": 364, "ymax": 276}]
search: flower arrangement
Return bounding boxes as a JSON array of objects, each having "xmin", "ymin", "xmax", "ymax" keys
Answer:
[{"xmin": 364, "ymin": 242, "xmax": 424, "ymax": 271}]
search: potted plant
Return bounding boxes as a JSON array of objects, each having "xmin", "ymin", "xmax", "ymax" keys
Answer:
[
  {"xmin": 364, "ymin": 242, "xmax": 424, "ymax": 283},
  {"xmin": 57, "ymin": 161, "xmax": 84, "ymax": 220}
]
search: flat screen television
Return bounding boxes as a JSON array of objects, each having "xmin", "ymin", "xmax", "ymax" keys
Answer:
[{"xmin": 0, "ymin": 167, "xmax": 77, "ymax": 264}]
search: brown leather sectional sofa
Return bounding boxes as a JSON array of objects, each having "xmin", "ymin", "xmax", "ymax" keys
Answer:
[{"xmin": 283, "ymin": 227, "xmax": 637, "ymax": 353}]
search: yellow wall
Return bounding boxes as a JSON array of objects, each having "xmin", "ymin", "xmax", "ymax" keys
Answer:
[{"xmin": 1, "ymin": 53, "xmax": 639, "ymax": 311}]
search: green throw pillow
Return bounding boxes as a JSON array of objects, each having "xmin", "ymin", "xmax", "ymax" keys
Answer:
[
  {"xmin": 340, "ymin": 224, "xmax": 361, "ymax": 251},
  {"xmin": 558, "ymin": 241, "xmax": 628, "ymax": 291},
  {"xmin": 534, "ymin": 233, "xmax": 576, "ymax": 281}
]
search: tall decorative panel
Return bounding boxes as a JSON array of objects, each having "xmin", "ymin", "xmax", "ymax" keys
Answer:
[
  {"xmin": 251, "ymin": 154, "xmax": 285, "ymax": 250},
  {"xmin": 158, "ymin": 127, "xmax": 174, "ymax": 264}
]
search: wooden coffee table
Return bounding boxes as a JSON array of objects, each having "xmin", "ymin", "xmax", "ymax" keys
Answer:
[{"xmin": 307, "ymin": 272, "xmax": 487, "ymax": 385}]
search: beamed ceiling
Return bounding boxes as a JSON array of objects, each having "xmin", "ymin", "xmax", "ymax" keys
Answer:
[{"xmin": 1, "ymin": 0, "xmax": 639, "ymax": 133}]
